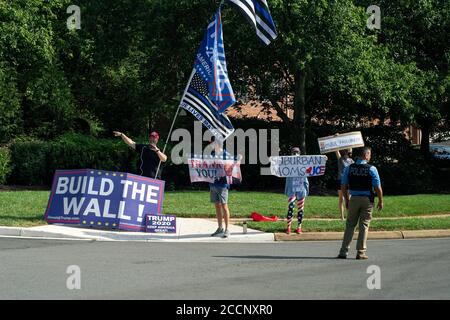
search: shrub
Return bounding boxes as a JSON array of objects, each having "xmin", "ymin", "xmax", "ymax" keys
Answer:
[
  {"xmin": 8, "ymin": 134, "xmax": 137, "ymax": 185},
  {"xmin": 9, "ymin": 139, "xmax": 48, "ymax": 185},
  {"xmin": 0, "ymin": 147, "xmax": 12, "ymax": 184}
]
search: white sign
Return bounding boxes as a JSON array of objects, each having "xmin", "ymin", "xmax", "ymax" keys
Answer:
[
  {"xmin": 188, "ymin": 156, "xmax": 242, "ymax": 184},
  {"xmin": 269, "ymin": 155, "xmax": 328, "ymax": 178},
  {"xmin": 318, "ymin": 131, "xmax": 365, "ymax": 154}
]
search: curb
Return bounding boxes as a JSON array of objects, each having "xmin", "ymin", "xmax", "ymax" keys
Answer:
[
  {"xmin": 0, "ymin": 224, "xmax": 275, "ymax": 243},
  {"xmin": 0, "ymin": 226, "xmax": 24, "ymax": 237},
  {"xmin": 274, "ymin": 229, "xmax": 450, "ymax": 241},
  {"xmin": 1, "ymin": 226, "xmax": 450, "ymax": 242}
]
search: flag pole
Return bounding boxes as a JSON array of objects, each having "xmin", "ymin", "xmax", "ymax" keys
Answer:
[{"xmin": 155, "ymin": 68, "xmax": 196, "ymax": 179}]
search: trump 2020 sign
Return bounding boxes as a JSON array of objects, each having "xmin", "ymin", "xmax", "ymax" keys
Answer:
[{"xmin": 44, "ymin": 169, "xmax": 165, "ymax": 232}]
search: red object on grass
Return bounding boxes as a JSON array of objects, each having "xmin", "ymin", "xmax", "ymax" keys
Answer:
[{"xmin": 250, "ymin": 212, "xmax": 278, "ymax": 222}]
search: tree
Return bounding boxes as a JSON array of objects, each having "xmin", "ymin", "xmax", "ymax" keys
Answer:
[
  {"xmin": 0, "ymin": 0, "xmax": 78, "ymax": 141},
  {"xmin": 0, "ymin": 61, "xmax": 22, "ymax": 142},
  {"xmin": 363, "ymin": 0, "xmax": 450, "ymax": 156},
  {"xmin": 222, "ymin": 0, "xmax": 418, "ymax": 153}
]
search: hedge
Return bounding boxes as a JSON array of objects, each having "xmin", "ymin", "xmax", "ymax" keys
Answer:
[
  {"xmin": 0, "ymin": 147, "xmax": 11, "ymax": 184},
  {"xmin": 7, "ymin": 133, "xmax": 136, "ymax": 185},
  {"xmin": 3, "ymin": 128, "xmax": 450, "ymax": 194}
]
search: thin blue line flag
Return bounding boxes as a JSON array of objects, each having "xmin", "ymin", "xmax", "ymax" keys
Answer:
[{"xmin": 226, "ymin": 0, "xmax": 277, "ymax": 45}]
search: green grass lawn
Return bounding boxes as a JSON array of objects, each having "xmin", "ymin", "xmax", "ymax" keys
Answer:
[
  {"xmin": 0, "ymin": 190, "xmax": 449, "ymax": 227},
  {"xmin": 167, "ymin": 191, "xmax": 450, "ymax": 218}
]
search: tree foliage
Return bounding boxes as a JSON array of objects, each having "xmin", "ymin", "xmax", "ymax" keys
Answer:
[{"xmin": 0, "ymin": 0, "xmax": 448, "ymax": 157}]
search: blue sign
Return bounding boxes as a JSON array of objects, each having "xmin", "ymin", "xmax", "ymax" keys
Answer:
[
  {"xmin": 146, "ymin": 214, "xmax": 176, "ymax": 234},
  {"xmin": 44, "ymin": 169, "xmax": 165, "ymax": 232}
]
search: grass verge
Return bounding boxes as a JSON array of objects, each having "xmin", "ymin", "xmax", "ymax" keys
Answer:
[{"xmin": 0, "ymin": 190, "xmax": 449, "ymax": 227}]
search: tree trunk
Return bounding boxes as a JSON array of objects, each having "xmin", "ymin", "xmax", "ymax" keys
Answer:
[
  {"xmin": 419, "ymin": 120, "xmax": 431, "ymax": 158},
  {"xmin": 293, "ymin": 69, "xmax": 307, "ymax": 154}
]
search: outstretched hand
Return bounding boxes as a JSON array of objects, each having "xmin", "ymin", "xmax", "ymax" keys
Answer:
[{"xmin": 113, "ymin": 131, "xmax": 122, "ymax": 137}]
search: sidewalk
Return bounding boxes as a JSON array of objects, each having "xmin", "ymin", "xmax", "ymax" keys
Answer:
[
  {"xmin": 0, "ymin": 218, "xmax": 274, "ymax": 243},
  {"xmin": 1, "ymin": 218, "xmax": 449, "ymax": 242}
]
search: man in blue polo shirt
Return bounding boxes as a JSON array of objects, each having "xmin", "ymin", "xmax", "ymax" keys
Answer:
[{"xmin": 337, "ymin": 146, "xmax": 383, "ymax": 260}]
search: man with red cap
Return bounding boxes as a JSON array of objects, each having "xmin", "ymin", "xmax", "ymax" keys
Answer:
[{"xmin": 113, "ymin": 130, "xmax": 167, "ymax": 179}]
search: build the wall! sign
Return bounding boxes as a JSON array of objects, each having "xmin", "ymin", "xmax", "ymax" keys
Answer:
[{"xmin": 44, "ymin": 169, "xmax": 165, "ymax": 232}]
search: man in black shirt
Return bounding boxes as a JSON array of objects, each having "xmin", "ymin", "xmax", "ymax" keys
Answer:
[{"xmin": 113, "ymin": 130, "xmax": 167, "ymax": 179}]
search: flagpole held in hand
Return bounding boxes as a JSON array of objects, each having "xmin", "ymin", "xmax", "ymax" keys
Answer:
[{"xmin": 154, "ymin": 69, "xmax": 196, "ymax": 179}]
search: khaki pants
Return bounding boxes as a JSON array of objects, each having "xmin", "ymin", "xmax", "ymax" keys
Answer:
[{"xmin": 339, "ymin": 196, "xmax": 373, "ymax": 256}]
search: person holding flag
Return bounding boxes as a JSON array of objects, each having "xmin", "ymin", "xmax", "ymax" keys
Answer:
[
  {"xmin": 209, "ymin": 139, "xmax": 237, "ymax": 239},
  {"xmin": 113, "ymin": 130, "xmax": 167, "ymax": 179}
]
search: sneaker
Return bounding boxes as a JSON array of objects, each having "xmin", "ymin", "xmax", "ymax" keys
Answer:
[
  {"xmin": 356, "ymin": 254, "xmax": 369, "ymax": 260},
  {"xmin": 211, "ymin": 228, "xmax": 224, "ymax": 237},
  {"xmin": 286, "ymin": 226, "xmax": 291, "ymax": 234},
  {"xmin": 337, "ymin": 254, "xmax": 347, "ymax": 259},
  {"xmin": 222, "ymin": 229, "xmax": 230, "ymax": 238},
  {"xmin": 295, "ymin": 227, "xmax": 302, "ymax": 234}
]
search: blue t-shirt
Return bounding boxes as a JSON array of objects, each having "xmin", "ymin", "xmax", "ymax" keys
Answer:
[{"xmin": 341, "ymin": 159, "xmax": 380, "ymax": 196}]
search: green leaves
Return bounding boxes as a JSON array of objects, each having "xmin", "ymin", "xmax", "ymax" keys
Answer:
[{"xmin": 0, "ymin": 0, "xmax": 448, "ymax": 151}]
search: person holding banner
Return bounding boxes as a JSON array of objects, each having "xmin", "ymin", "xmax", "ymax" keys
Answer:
[
  {"xmin": 335, "ymin": 149, "xmax": 354, "ymax": 220},
  {"xmin": 209, "ymin": 140, "xmax": 240, "ymax": 238},
  {"xmin": 337, "ymin": 147, "xmax": 383, "ymax": 260},
  {"xmin": 113, "ymin": 131, "xmax": 167, "ymax": 179},
  {"xmin": 285, "ymin": 147, "xmax": 309, "ymax": 234}
]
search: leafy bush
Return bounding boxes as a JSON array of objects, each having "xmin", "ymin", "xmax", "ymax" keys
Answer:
[
  {"xmin": 8, "ymin": 134, "xmax": 137, "ymax": 185},
  {"xmin": 0, "ymin": 148, "xmax": 12, "ymax": 184},
  {"xmin": 9, "ymin": 139, "xmax": 49, "ymax": 185}
]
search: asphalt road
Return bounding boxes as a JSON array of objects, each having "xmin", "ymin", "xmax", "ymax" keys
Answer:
[{"xmin": 0, "ymin": 237, "xmax": 449, "ymax": 300}]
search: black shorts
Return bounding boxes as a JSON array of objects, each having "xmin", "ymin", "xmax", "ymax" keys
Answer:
[{"xmin": 336, "ymin": 179, "xmax": 341, "ymax": 191}]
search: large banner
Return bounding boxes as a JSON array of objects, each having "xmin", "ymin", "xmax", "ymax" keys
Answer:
[
  {"xmin": 188, "ymin": 156, "xmax": 242, "ymax": 184},
  {"xmin": 318, "ymin": 131, "xmax": 364, "ymax": 154},
  {"xmin": 270, "ymin": 155, "xmax": 328, "ymax": 178},
  {"xmin": 44, "ymin": 169, "xmax": 165, "ymax": 232}
]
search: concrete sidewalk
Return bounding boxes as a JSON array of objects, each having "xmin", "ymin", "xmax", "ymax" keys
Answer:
[
  {"xmin": 0, "ymin": 218, "xmax": 274, "ymax": 243},
  {"xmin": 1, "ymin": 219, "xmax": 450, "ymax": 242}
]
